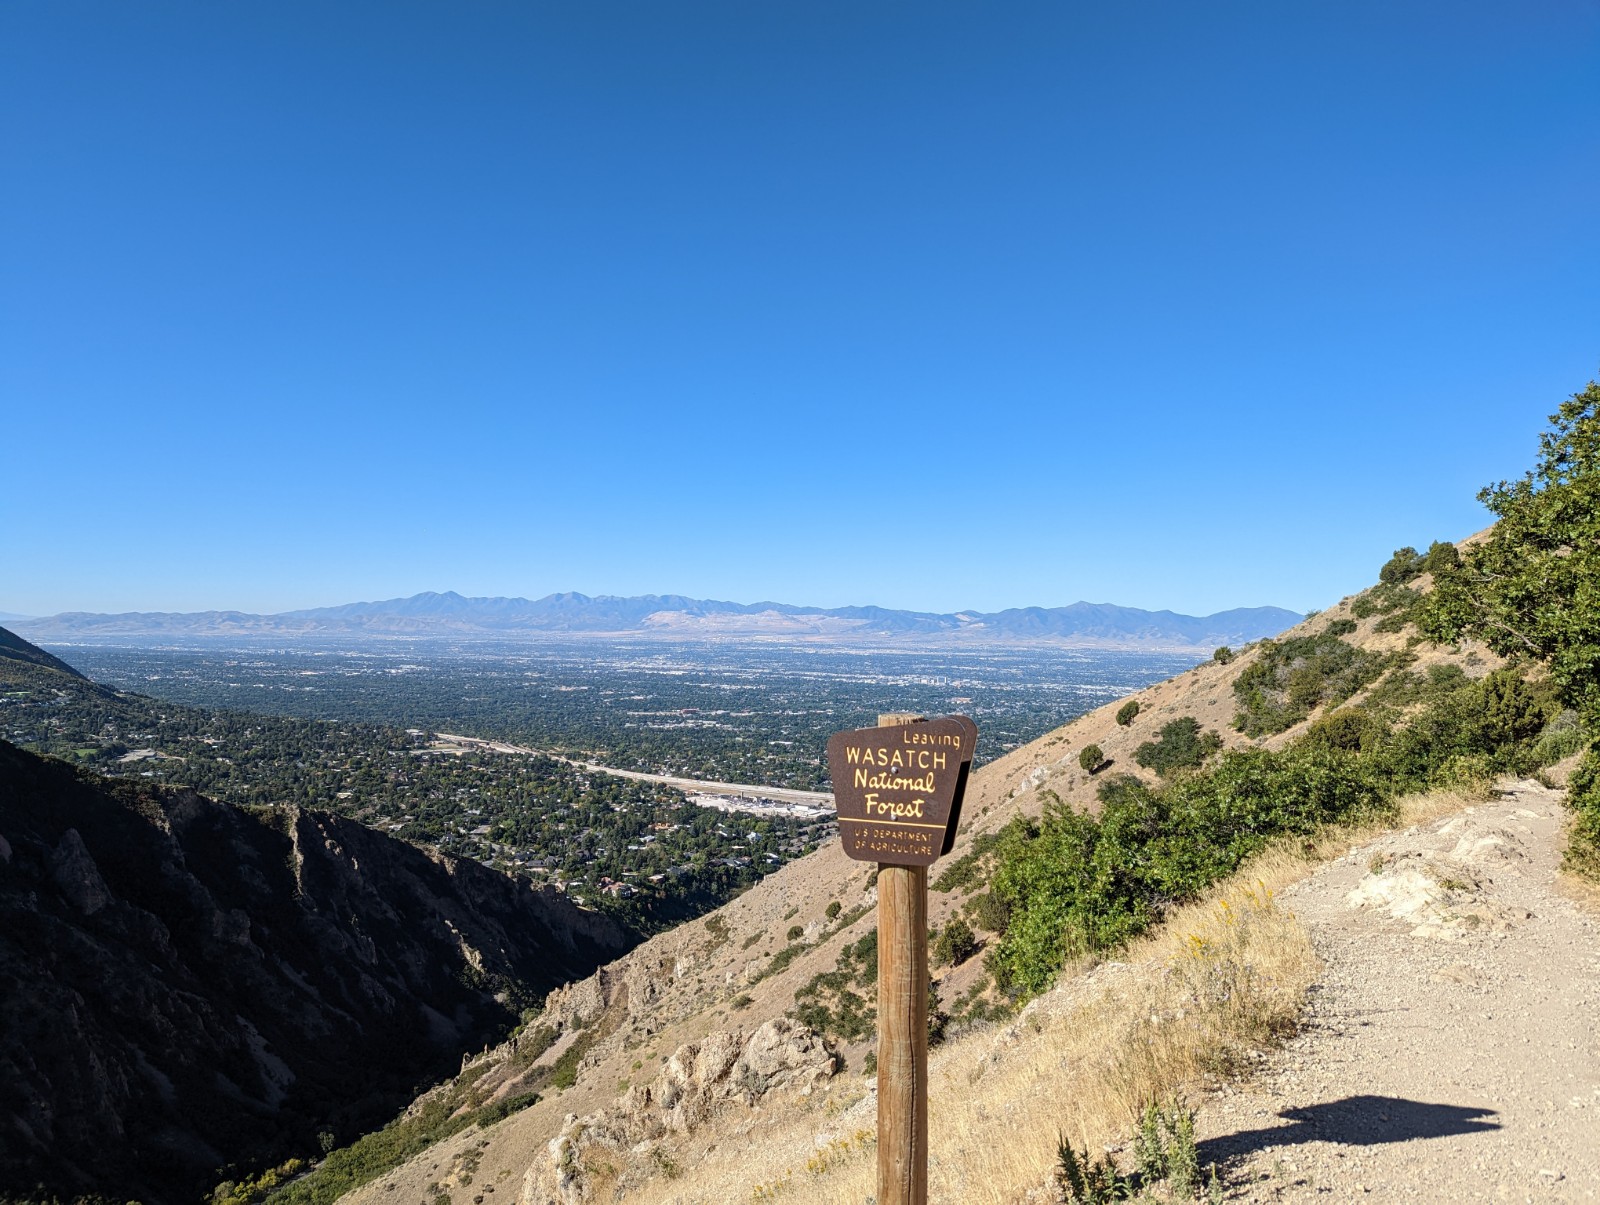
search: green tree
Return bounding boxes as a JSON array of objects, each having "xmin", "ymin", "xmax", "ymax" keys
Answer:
[
  {"xmin": 1078, "ymin": 744, "xmax": 1104, "ymax": 774},
  {"xmin": 1421, "ymin": 383, "xmax": 1600, "ymax": 857},
  {"xmin": 1115, "ymin": 700, "xmax": 1141, "ymax": 727},
  {"xmin": 1213, "ymin": 646, "xmax": 1235, "ymax": 664},
  {"xmin": 1420, "ymin": 540, "xmax": 1460, "ymax": 575},
  {"xmin": 1379, "ymin": 547, "xmax": 1424, "ymax": 585}
]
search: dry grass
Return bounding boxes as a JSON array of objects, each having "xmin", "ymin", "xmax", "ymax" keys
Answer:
[
  {"xmin": 607, "ymin": 787, "xmax": 1487, "ymax": 1205},
  {"xmin": 624, "ymin": 874, "xmax": 1315, "ymax": 1204}
]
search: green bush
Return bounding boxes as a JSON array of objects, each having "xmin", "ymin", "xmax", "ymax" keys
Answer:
[
  {"xmin": 266, "ymin": 1094, "xmax": 475, "ymax": 1205},
  {"xmin": 474, "ymin": 1091, "xmax": 539, "ymax": 1126},
  {"xmin": 1531, "ymin": 710, "xmax": 1590, "ymax": 767},
  {"xmin": 1303, "ymin": 707, "xmax": 1380, "ymax": 754},
  {"xmin": 988, "ymin": 742, "xmax": 1386, "ymax": 997},
  {"xmin": 964, "ymin": 890, "xmax": 1011, "ymax": 933},
  {"xmin": 1212, "ymin": 646, "xmax": 1234, "ymax": 664},
  {"xmin": 1133, "ymin": 1099, "xmax": 1200, "ymax": 1199},
  {"xmin": 927, "ymin": 978, "xmax": 950, "ymax": 1047},
  {"xmin": 756, "ymin": 940, "xmax": 809, "ymax": 981},
  {"xmin": 786, "ymin": 924, "xmax": 804, "ymax": 941},
  {"xmin": 1567, "ymin": 753, "xmax": 1600, "ymax": 874},
  {"xmin": 1351, "ymin": 581, "xmax": 1422, "ymax": 622},
  {"xmin": 931, "ymin": 828, "xmax": 1003, "ymax": 893},
  {"xmin": 1056, "ymin": 1135, "xmax": 1129, "ymax": 1203},
  {"xmin": 1115, "ymin": 700, "xmax": 1141, "ymax": 727},
  {"xmin": 824, "ymin": 901, "xmax": 842, "ymax": 920},
  {"xmin": 1365, "ymin": 667, "xmax": 1556, "ymax": 788},
  {"xmin": 791, "ymin": 929, "xmax": 880, "ymax": 1042},
  {"xmin": 932, "ymin": 917, "xmax": 978, "ymax": 967},
  {"xmin": 1132, "ymin": 717, "xmax": 1221, "ymax": 777},
  {"xmin": 509, "ymin": 1023, "xmax": 559, "ymax": 1068},
  {"xmin": 548, "ymin": 1039, "xmax": 584, "ymax": 1090},
  {"xmin": 1379, "ymin": 546, "xmax": 1425, "ymax": 585},
  {"xmin": 1078, "ymin": 744, "xmax": 1104, "ymax": 774},
  {"xmin": 1420, "ymin": 540, "xmax": 1459, "ymax": 575}
]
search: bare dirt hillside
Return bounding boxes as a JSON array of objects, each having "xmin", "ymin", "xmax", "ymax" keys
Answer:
[{"xmin": 339, "ymin": 574, "xmax": 1516, "ymax": 1203}]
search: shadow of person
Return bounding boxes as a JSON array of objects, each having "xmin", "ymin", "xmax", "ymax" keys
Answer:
[{"xmin": 1199, "ymin": 1095, "xmax": 1501, "ymax": 1166}]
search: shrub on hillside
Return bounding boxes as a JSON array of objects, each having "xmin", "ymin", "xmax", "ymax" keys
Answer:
[
  {"xmin": 1567, "ymin": 756, "xmax": 1600, "ymax": 876},
  {"xmin": 792, "ymin": 929, "xmax": 879, "ymax": 1043},
  {"xmin": 987, "ymin": 742, "xmax": 1386, "ymax": 996},
  {"xmin": 1351, "ymin": 582, "xmax": 1422, "ymax": 623},
  {"xmin": 964, "ymin": 890, "xmax": 1011, "ymax": 934},
  {"xmin": 1531, "ymin": 710, "xmax": 1590, "ymax": 768},
  {"xmin": 1367, "ymin": 667, "xmax": 1558, "ymax": 788},
  {"xmin": 1078, "ymin": 744, "xmax": 1105, "ymax": 774},
  {"xmin": 1380, "ymin": 546, "xmax": 1426, "ymax": 585},
  {"xmin": 1232, "ymin": 630, "xmax": 1401, "ymax": 737},
  {"xmin": 1132, "ymin": 717, "xmax": 1221, "ymax": 777},
  {"xmin": 1115, "ymin": 700, "xmax": 1141, "ymax": 727},
  {"xmin": 932, "ymin": 917, "xmax": 978, "ymax": 967},
  {"xmin": 1213, "ymin": 646, "xmax": 1235, "ymax": 664},
  {"xmin": 931, "ymin": 827, "xmax": 1006, "ymax": 893},
  {"xmin": 1303, "ymin": 707, "xmax": 1381, "ymax": 754},
  {"xmin": 1420, "ymin": 540, "xmax": 1459, "ymax": 575}
]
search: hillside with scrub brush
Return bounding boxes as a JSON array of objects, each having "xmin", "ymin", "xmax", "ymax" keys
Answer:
[{"xmin": 287, "ymin": 388, "xmax": 1599, "ymax": 1205}]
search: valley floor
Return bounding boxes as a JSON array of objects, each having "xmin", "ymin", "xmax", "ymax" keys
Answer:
[{"xmin": 1199, "ymin": 781, "xmax": 1600, "ymax": 1202}]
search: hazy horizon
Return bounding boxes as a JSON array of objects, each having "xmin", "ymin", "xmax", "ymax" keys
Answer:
[{"xmin": 1, "ymin": 587, "xmax": 1303, "ymax": 623}]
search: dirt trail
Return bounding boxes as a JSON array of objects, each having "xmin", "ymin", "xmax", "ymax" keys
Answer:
[{"xmin": 1199, "ymin": 781, "xmax": 1600, "ymax": 1202}]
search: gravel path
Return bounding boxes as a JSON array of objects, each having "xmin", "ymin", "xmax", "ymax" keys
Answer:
[{"xmin": 1197, "ymin": 781, "xmax": 1600, "ymax": 1203}]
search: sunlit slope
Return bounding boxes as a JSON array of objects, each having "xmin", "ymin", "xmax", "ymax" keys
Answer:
[{"xmin": 337, "ymin": 556, "xmax": 1499, "ymax": 1204}]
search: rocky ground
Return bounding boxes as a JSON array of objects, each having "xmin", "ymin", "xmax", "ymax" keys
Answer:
[{"xmin": 1198, "ymin": 780, "xmax": 1600, "ymax": 1203}]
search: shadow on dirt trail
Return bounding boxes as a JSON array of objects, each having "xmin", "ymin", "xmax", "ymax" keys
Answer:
[{"xmin": 1200, "ymin": 1094, "xmax": 1501, "ymax": 1165}]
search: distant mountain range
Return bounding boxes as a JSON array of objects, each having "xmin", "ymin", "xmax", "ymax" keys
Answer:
[{"xmin": 11, "ymin": 592, "xmax": 1302, "ymax": 650}]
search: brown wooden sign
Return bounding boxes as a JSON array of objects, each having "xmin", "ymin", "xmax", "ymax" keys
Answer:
[{"xmin": 827, "ymin": 715, "xmax": 977, "ymax": 866}]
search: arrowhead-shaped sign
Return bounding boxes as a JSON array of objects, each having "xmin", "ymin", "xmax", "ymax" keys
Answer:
[{"xmin": 827, "ymin": 715, "xmax": 978, "ymax": 866}]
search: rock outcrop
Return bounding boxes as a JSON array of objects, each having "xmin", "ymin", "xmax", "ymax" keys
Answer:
[{"xmin": 521, "ymin": 1018, "xmax": 838, "ymax": 1204}]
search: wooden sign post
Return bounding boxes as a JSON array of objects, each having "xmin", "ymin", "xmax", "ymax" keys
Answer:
[{"xmin": 826, "ymin": 712, "xmax": 977, "ymax": 1205}]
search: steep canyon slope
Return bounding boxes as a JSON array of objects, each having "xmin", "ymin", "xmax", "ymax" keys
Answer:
[{"xmin": 0, "ymin": 737, "xmax": 629, "ymax": 1203}]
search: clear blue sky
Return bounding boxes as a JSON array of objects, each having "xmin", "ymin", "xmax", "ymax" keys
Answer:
[{"xmin": 3, "ymin": 2, "xmax": 1597, "ymax": 619}]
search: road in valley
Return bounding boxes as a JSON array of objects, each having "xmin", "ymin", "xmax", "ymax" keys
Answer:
[{"xmin": 429, "ymin": 732, "xmax": 835, "ymax": 816}]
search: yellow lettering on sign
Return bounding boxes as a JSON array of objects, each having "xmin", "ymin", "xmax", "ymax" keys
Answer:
[
  {"xmin": 901, "ymin": 729, "xmax": 961, "ymax": 749},
  {"xmin": 851, "ymin": 770, "xmax": 935, "ymax": 792},
  {"xmin": 862, "ymin": 793, "xmax": 927, "ymax": 820}
]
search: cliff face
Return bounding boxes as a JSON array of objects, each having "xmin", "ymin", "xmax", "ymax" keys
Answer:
[{"xmin": 0, "ymin": 740, "xmax": 630, "ymax": 1204}]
